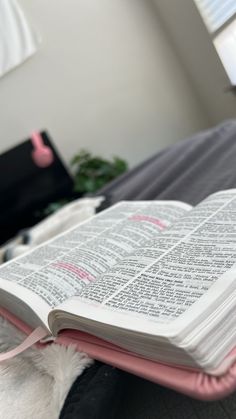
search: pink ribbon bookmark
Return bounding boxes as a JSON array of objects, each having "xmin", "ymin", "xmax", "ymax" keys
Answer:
[{"xmin": 0, "ymin": 327, "xmax": 48, "ymax": 361}]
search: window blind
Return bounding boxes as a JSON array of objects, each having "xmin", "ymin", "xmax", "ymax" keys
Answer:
[{"xmin": 195, "ymin": 0, "xmax": 236, "ymax": 32}]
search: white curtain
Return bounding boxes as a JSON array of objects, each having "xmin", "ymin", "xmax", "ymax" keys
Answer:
[{"xmin": 0, "ymin": 0, "xmax": 40, "ymax": 77}]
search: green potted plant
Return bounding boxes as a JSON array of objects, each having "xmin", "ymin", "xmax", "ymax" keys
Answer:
[
  {"xmin": 71, "ymin": 149, "xmax": 128, "ymax": 195},
  {"xmin": 39, "ymin": 150, "xmax": 128, "ymax": 216}
]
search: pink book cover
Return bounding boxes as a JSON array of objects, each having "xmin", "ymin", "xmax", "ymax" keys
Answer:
[{"xmin": 1, "ymin": 306, "xmax": 236, "ymax": 401}]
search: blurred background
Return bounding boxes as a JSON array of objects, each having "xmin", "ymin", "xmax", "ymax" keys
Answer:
[
  {"xmin": 0, "ymin": 0, "xmax": 236, "ymax": 244},
  {"xmin": 1, "ymin": 0, "xmax": 236, "ymax": 166}
]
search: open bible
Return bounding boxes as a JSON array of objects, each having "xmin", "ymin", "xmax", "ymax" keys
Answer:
[{"xmin": 2, "ymin": 190, "xmax": 236, "ymax": 399}]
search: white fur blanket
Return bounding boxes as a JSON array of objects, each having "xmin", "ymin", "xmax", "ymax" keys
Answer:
[{"xmin": 0, "ymin": 316, "xmax": 92, "ymax": 419}]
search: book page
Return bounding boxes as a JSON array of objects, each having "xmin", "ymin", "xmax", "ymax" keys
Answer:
[
  {"xmin": 57, "ymin": 190, "xmax": 236, "ymax": 336},
  {"xmin": 0, "ymin": 200, "xmax": 190, "ymax": 324}
]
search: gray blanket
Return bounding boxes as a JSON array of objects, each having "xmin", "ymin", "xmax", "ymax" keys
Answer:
[
  {"xmin": 61, "ymin": 120, "xmax": 236, "ymax": 419},
  {"xmin": 97, "ymin": 119, "xmax": 236, "ymax": 206}
]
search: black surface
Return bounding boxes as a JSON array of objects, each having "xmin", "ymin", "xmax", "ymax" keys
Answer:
[
  {"xmin": 0, "ymin": 131, "xmax": 73, "ymax": 244},
  {"xmin": 60, "ymin": 362, "xmax": 124, "ymax": 419}
]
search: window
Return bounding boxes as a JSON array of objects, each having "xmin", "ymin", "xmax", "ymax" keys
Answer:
[{"xmin": 194, "ymin": 0, "xmax": 236, "ymax": 85}]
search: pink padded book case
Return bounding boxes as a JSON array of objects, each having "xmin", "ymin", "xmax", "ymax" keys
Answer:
[{"xmin": 1, "ymin": 306, "xmax": 236, "ymax": 401}]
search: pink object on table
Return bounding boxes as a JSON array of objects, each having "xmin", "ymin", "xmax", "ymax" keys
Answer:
[
  {"xmin": 31, "ymin": 131, "xmax": 54, "ymax": 168},
  {"xmin": 57, "ymin": 330, "xmax": 236, "ymax": 401},
  {"xmin": 1, "ymin": 306, "xmax": 236, "ymax": 401}
]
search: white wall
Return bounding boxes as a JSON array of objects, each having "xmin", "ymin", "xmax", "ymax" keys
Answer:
[
  {"xmin": 154, "ymin": 0, "xmax": 236, "ymax": 125},
  {"xmin": 0, "ymin": 0, "xmax": 208, "ymax": 167}
]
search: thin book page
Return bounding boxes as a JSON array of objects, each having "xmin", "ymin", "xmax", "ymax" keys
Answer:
[
  {"xmin": 54, "ymin": 190, "xmax": 236, "ymax": 339},
  {"xmin": 0, "ymin": 200, "xmax": 191, "ymax": 329}
]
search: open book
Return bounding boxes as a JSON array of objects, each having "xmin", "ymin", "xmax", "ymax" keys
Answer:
[{"xmin": 2, "ymin": 190, "xmax": 236, "ymax": 399}]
